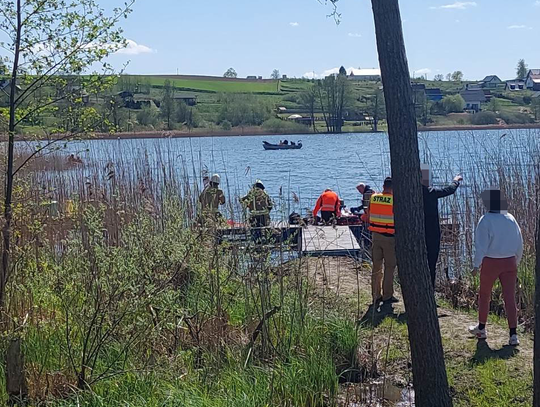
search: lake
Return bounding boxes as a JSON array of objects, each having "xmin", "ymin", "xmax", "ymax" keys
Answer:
[{"xmin": 28, "ymin": 128, "xmax": 540, "ymax": 218}]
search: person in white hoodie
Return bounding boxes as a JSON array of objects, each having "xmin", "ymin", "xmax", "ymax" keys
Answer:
[{"xmin": 469, "ymin": 188, "xmax": 523, "ymax": 346}]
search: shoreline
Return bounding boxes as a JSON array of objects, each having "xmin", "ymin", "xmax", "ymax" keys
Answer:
[{"xmin": 8, "ymin": 123, "xmax": 540, "ymax": 142}]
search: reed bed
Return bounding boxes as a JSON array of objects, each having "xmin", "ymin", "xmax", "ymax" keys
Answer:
[{"xmin": 0, "ymin": 130, "xmax": 537, "ymax": 406}]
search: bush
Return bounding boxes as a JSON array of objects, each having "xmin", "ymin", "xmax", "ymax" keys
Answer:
[
  {"xmin": 498, "ymin": 111, "xmax": 534, "ymax": 124},
  {"xmin": 136, "ymin": 107, "xmax": 159, "ymax": 126},
  {"xmin": 523, "ymin": 96, "xmax": 532, "ymax": 105},
  {"xmin": 442, "ymin": 95, "xmax": 465, "ymax": 114},
  {"xmin": 470, "ymin": 111, "xmax": 498, "ymax": 125},
  {"xmin": 282, "ymin": 94, "xmax": 298, "ymax": 103},
  {"xmin": 262, "ymin": 118, "xmax": 307, "ymax": 132},
  {"xmin": 221, "ymin": 120, "xmax": 232, "ymax": 131},
  {"xmin": 218, "ymin": 94, "xmax": 272, "ymax": 127}
]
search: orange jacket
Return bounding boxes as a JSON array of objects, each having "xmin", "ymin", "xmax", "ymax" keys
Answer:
[
  {"xmin": 313, "ymin": 190, "xmax": 341, "ymax": 218},
  {"xmin": 368, "ymin": 193, "xmax": 395, "ymax": 235}
]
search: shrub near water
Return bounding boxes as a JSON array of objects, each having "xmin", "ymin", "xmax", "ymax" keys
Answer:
[
  {"xmin": 470, "ymin": 111, "xmax": 498, "ymax": 125},
  {"xmin": 3, "ymin": 190, "xmax": 350, "ymax": 405},
  {"xmin": 262, "ymin": 118, "xmax": 307, "ymax": 133}
]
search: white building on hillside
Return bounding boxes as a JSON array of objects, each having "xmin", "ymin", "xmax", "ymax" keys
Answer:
[{"xmin": 348, "ymin": 68, "xmax": 381, "ymax": 81}]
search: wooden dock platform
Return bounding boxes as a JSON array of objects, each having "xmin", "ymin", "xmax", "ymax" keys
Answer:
[{"xmin": 301, "ymin": 226, "xmax": 362, "ymax": 258}]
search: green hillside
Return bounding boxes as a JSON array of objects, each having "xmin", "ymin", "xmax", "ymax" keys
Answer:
[{"xmin": 142, "ymin": 75, "xmax": 281, "ymax": 93}]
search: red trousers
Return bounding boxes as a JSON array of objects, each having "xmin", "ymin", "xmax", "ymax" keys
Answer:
[{"xmin": 479, "ymin": 257, "xmax": 518, "ymax": 329}]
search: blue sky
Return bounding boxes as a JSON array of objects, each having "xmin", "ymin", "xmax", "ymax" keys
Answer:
[{"xmin": 106, "ymin": 0, "xmax": 540, "ymax": 80}]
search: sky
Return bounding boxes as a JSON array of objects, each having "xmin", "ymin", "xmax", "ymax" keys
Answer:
[{"xmin": 100, "ymin": 0, "xmax": 540, "ymax": 80}]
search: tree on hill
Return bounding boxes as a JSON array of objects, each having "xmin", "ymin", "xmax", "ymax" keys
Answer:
[
  {"xmin": 442, "ymin": 94, "xmax": 465, "ymax": 113},
  {"xmin": 532, "ymin": 97, "xmax": 540, "ymax": 121},
  {"xmin": 161, "ymin": 80, "xmax": 175, "ymax": 130},
  {"xmin": 433, "ymin": 74, "xmax": 444, "ymax": 81},
  {"xmin": 487, "ymin": 97, "xmax": 501, "ymax": 113},
  {"xmin": 339, "ymin": 66, "xmax": 347, "ymax": 76},
  {"xmin": 362, "ymin": 88, "xmax": 386, "ymax": 132},
  {"xmin": 271, "ymin": 69, "xmax": 280, "ymax": 80},
  {"xmin": 223, "ymin": 68, "xmax": 238, "ymax": 78},
  {"xmin": 0, "ymin": 0, "xmax": 133, "ymax": 401},
  {"xmin": 0, "ymin": 59, "xmax": 6, "ymax": 75},
  {"xmin": 451, "ymin": 71, "xmax": 464, "ymax": 82},
  {"xmin": 316, "ymin": 73, "xmax": 352, "ymax": 133},
  {"xmin": 299, "ymin": 86, "xmax": 318, "ymax": 132},
  {"xmin": 370, "ymin": 0, "xmax": 453, "ymax": 405},
  {"xmin": 445, "ymin": 73, "xmax": 452, "ymax": 81},
  {"xmin": 516, "ymin": 59, "xmax": 528, "ymax": 80}
]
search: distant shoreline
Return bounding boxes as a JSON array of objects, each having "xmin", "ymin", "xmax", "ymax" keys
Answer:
[{"xmin": 8, "ymin": 123, "xmax": 540, "ymax": 142}]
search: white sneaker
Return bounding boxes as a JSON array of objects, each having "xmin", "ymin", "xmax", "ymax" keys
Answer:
[
  {"xmin": 468, "ymin": 325, "xmax": 487, "ymax": 339},
  {"xmin": 509, "ymin": 334, "xmax": 520, "ymax": 346}
]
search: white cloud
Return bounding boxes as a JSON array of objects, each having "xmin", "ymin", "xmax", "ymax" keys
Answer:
[
  {"xmin": 507, "ymin": 25, "xmax": 533, "ymax": 30},
  {"xmin": 289, "ymin": 22, "xmax": 299, "ymax": 27},
  {"xmin": 455, "ymin": 19, "xmax": 461, "ymax": 23},
  {"xmin": 430, "ymin": 2, "xmax": 477, "ymax": 10},
  {"xmin": 348, "ymin": 33, "xmax": 362, "ymax": 38},
  {"xmin": 414, "ymin": 68, "xmax": 432, "ymax": 75},
  {"xmin": 303, "ymin": 72, "xmax": 317, "ymax": 79},
  {"xmin": 115, "ymin": 40, "xmax": 155, "ymax": 55},
  {"xmin": 535, "ymin": 1, "xmax": 540, "ymax": 6}
]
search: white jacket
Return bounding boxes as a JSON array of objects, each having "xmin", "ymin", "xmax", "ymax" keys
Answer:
[{"xmin": 473, "ymin": 212, "xmax": 523, "ymax": 268}]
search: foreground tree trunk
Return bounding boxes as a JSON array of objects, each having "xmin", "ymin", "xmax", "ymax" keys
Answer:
[
  {"xmin": 6, "ymin": 338, "xmax": 27, "ymax": 405},
  {"xmin": 1, "ymin": 0, "xmax": 21, "ymax": 309},
  {"xmin": 534, "ymin": 212, "xmax": 540, "ymax": 407},
  {"xmin": 370, "ymin": 1, "xmax": 453, "ymax": 406}
]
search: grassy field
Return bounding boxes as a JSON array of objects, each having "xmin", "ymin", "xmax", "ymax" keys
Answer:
[
  {"xmin": 10, "ymin": 74, "xmax": 539, "ymax": 136},
  {"xmin": 142, "ymin": 75, "xmax": 280, "ymax": 93}
]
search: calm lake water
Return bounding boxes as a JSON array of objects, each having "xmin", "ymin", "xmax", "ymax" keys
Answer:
[{"xmin": 42, "ymin": 128, "xmax": 539, "ymax": 217}]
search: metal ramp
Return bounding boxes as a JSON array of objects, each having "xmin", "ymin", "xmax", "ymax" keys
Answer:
[{"xmin": 301, "ymin": 226, "xmax": 362, "ymax": 258}]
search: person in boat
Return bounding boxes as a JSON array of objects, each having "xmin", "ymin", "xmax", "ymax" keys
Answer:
[
  {"xmin": 290, "ymin": 141, "xmax": 296, "ymax": 146},
  {"xmin": 241, "ymin": 179, "xmax": 273, "ymax": 228},
  {"xmin": 369, "ymin": 177, "xmax": 398, "ymax": 305},
  {"xmin": 312, "ymin": 189, "xmax": 341, "ymax": 225},
  {"xmin": 421, "ymin": 164, "xmax": 463, "ymax": 287},
  {"xmin": 198, "ymin": 174, "xmax": 225, "ymax": 225},
  {"xmin": 283, "ymin": 139, "xmax": 289, "ymax": 145},
  {"xmin": 468, "ymin": 188, "xmax": 523, "ymax": 347}
]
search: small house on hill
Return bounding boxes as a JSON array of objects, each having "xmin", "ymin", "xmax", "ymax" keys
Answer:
[
  {"xmin": 117, "ymin": 90, "xmax": 134, "ymax": 99},
  {"xmin": 525, "ymin": 69, "xmax": 540, "ymax": 91},
  {"xmin": 460, "ymin": 89, "xmax": 486, "ymax": 112},
  {"xmin": 505, "ymin": 79, "xmax": 525, "ymax": 91},
  {"xmin": 480, "ymin": 75, "xmax": 503, "ymax": 89},
  {"xmin": 425, "ymin": 88, "xmax": 443, "ymax": 102},
  {"xmin": 464, "ymin": 83, "xmax": 482, "ymax": 91},
  {"xmin": 0, "ymin": 79, "xmax": 21, "ymax": 105},
  {"xmin": 173, "ymin": 93, "xmax": 197, "ymax": 106},
  {"xmin": 411, "ymin": 83, "xmax": 426, "ymax": 105}
]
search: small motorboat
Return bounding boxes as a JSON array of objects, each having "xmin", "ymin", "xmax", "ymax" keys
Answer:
[{"xmin": 263, "ymin": 141, "xmax": 303, "ymax": 150}]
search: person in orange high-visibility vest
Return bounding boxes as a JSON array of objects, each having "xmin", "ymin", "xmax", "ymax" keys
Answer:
[
  {"xmin": 369, "ymin": 177, "xmax": 398, "ymax": 305},
  {"xmin": 313, "ymin": 189, "xmax": 341, "ymax": 225}
]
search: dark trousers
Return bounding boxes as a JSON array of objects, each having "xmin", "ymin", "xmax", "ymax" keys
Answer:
[
  {"xmin": 250, "ymin": 215, "xmax": 269, "ymax": 242},
  {"xmin": 321, "ymin": 211, "xmax": 335, "ymax": 224},
  {"xmin": 250, "ymin": 215, "xmax": 269, "ymax": 228},
  {"xmin": 426, "ymin": 237, "xmax": 440, "ymax": 287}
]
